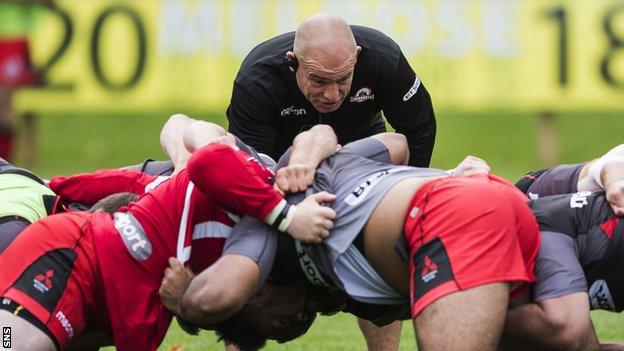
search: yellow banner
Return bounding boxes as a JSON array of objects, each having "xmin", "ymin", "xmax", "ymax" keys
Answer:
[{"xmin": 14, "ymin": 0, "xmax": 624, "ymax": 113}]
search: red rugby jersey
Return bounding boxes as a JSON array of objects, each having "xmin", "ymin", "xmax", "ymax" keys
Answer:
[{"xmin": 55, "ymin": 144, "xmax": 281, "ymax": 351}]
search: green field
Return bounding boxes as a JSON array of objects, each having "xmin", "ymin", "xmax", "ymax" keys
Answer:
[{"xmin": 12, "ymin": 109, "xmax": 624, "ymax": 350}]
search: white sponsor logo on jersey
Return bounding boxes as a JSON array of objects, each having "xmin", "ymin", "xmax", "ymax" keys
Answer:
[
  {"xmin": 349, "ymin": 87, "xmax": 375, "ymax": 103},
  {"xmin": 114, "ymin": 212, "xmax": 152, "ymax": 261},
  {"xmin": 55, "ymin": 311, "xmax": 75, "ymax": 338},
  {"xmin": 570, "ymin": 191, "xmax": 592, "ymax": 208},
  {"xmin": 589, "ymin": 279, "xmax": 616, "ymax": 311},
  {"xmin": 281, "ymin": 106, "xmax": 307, "ymax": 117},
  {"xmin": 402, "ymin": 76, "xmax": 421, "ymax": 101},
  {"xmin": 345, "ymin": 169, "xmax": 399, "ymax": 206},
  {"xmin": 528, "ymin": 192, "xmax": 539, "ymax": 200}
]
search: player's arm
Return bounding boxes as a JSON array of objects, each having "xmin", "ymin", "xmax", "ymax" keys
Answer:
[
  {"xmin": 159, "ymin": 113, "xmax": 200, "ymax": 174},
  {"xmin": 180, "ymin": 254, "xmax": 260, "ymax": 325},
  {"xmin": 273, "ymin": 124, "xmax": 338, "ymax": 194},
  {"xmin": 179, "ymin": 216, "xmax": 276, "ymax": 325},
  {"xmin": 503, "ymin": 293, "xmax": 598, "ymax": 351},
  {"xmin": 48, "ymin": 168, "xmax": 157, "ymax": 205},
  {"xmin": 379, "ymin": 52, "xmax": 436, "ymax": 167},
  {"xmin": 448, "ymin": 155, "xmax": 491, "ymax": 177},
  {"xmin": 186, "ymin": 141, "xmax": 336, "ymax": 243},
  {"xmin": 227, "ymin": 82, "xmax": 279, "ymax": 160},
  {"xmin": 578, "ymin": 144, "xmax": 624, "ymax": 215}
]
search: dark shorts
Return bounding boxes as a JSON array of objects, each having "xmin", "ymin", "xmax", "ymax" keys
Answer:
[
  {"xmin": 516, "ymin": 163, "xmax": 585, "ymax": 198},
  {"xmin": 404, "ymin": 175, "xmax": 540, "ymax": 317},
  {"xmin": 0, "ymin": 212, "xmax": 104, "ymax": 350}
]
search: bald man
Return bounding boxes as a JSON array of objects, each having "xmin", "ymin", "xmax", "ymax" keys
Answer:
[{"xmin": 227, "ymin": 13, "xmax": 436, "ymax": 169}]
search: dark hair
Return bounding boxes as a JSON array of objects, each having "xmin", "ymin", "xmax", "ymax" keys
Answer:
[
  {"xmin": 306, "ymin": 286, "xmax": 348, "ymax": 316},
  {"xmin": 212, "ymin": 308, "xmax": 267, "ymax": 351},
  {"xmin": 89, "ymin": 192, "xmax": 139, "ymax": 214}
]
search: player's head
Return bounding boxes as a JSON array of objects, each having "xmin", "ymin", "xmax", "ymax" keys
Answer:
[
  {"xmin": 288, "ymin": 13, "xmax": 361, "ymax": 113},
  {"xmin": 89, "ymin": 192, "xmax": 139, "ymax": 213},
  {"xmin": 211, "ymin": 280, "xmax": 316, "ymax": 349}
]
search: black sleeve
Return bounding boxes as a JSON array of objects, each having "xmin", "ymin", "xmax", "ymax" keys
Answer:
[
  {"xmin": 226, "ymin": 82, "xmax": 279, "ymax": 159},
  {"xmin": 380, "ymin": 53, "xmax": 436, "ymax": 167}
]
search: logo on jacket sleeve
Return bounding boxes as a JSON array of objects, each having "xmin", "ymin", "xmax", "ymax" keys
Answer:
[
  {"xmin": 350, "ymin": 87, "xmax": 375, "ymax": 103},
  {"xmin": 402, "ymin": 76, "xmax": 421, "ymax": 101}
]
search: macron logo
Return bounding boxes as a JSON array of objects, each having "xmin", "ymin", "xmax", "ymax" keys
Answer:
[
  {"xmin": 281, "ymin": 106, "xmax": 307, "ymax": 117},
  {"xmin": 402, "ymin": 76, "xmax": 421, "ymax": 101}
]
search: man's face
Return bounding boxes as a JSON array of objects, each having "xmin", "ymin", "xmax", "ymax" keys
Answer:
[
  {"xmin": 294, "ymin": 48, "xmax": 359, "ymax": 113},
  {"xmin": 246, "ymin": 281, "xmax": 316, "ymax": 343}
]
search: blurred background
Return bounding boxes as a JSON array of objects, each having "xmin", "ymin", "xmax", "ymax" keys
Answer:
[{"xmin": 2, "ymin": 0, "xmax": 624, "ymax": 349}]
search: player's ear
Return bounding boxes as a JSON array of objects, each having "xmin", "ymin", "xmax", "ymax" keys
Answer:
[
  {"xmin": 355, "ymin": 46, "xmax": 362, "ymax": 58},
  {"xmin": 284, "ymin": 51, "xmax": 298, "ymax": 72}
]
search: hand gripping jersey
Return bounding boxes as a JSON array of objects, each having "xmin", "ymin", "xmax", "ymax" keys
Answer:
[
  {"xmin": 224, "ymin": 138, "xmax": 447, "ymax": 305},
  {"xmin": 56, "ymin": 143, "xmax": 281, "ymax": 351},
  {"xmin": 529, "ymin": 191, "xmax": 624, "ymax": 311},
  {"xmin": 227, "ymin": 25, "xmax": 436, "ymax": 167}
]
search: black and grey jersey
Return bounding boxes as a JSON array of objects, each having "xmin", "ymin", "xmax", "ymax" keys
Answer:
[
  {"xmin": 515, "ymin": 163, "xmax": 585, "ymax": 199},
  {"xmin": 530, "ymin": 192, "xmax": 624, "ymax": 311},
  {"xmin": 227, "ymin": 25, "xmax": 435, "ymax": 167}
]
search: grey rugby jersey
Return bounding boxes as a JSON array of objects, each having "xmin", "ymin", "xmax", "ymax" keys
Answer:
[{"xmin": 224, "ymin": 137, "xmax": 447, "ymax": 297}]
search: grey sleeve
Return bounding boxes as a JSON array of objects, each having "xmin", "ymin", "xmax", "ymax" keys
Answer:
[
  {"xmin": 223, "ymin": 216, "xmax": 278, "ymax": 287},
  {"xmin": 339, "ymin": 137, "xmax": 391, "ymax": 163},
  {"xmin": 533, "ymin": 231, "xmax": 587, "ymax": 302},
  {"xmin": 234, "ymin": 135, "xmax": 277, "ymax": 169},
  {"xmin": 123, "ymin": 159, "xmax": 175, "ymax": 176},
  {"xmin": 527, "ymin": 163, "xmax": 585, "ymax": 197}
]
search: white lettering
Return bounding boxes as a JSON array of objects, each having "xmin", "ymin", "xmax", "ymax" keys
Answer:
[
  {"xmin": 55, "ymin": 311, "xmax": 75, "ymax": 338},
  {"xmin": 482, "ymin": 0, "xmax": 520, "ymax": 57},
  {"xmin": 570, "ymin": 191, "xmax": 592, "ymax": 208},
  {"xmin": 158, "ymin": 0, "xmax": 222, "ymax": 56},
  {"xmin": 436, "ymin": 1, "xmax": 473, "ymax": 58},
  {"xmin": 373, "ymin": 1, "xmax": 428, "ymax": 54}
]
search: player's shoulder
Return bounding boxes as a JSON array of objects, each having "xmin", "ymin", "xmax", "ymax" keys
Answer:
[
  {"xmin": 234, "ymin": 32, "xmax": 294, "ymax": 100},
  {"xmin": 351, "ymin": 25, "xmax": 402, "ymax": 66},
  {"xmin": 238, "ymin": 32, "xmax": 294, "ymax": 75}
]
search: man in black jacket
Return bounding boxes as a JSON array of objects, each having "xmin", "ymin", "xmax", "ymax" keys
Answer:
[{"xmin": 227, "ymin": 13, "xmax": 436, "ymax": 168}]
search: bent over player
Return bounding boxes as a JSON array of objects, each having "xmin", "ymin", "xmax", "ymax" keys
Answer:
[{"xmin": 0, "ymin": 122, "xmax": 337, "ymax": 351}]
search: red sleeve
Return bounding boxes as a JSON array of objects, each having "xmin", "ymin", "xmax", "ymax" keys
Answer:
[
  {"xmin": 187, "ymin": 143, "xmax": 282, "ymax": 220},
  {"xmin": 49, "ymin": 169, "xmax": 158, "ymax": 206}
]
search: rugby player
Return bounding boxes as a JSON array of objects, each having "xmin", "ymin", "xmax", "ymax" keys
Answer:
[
  {"xmin": 177, "ymin": 134, "xmax": 540, "ymax": 351},
  {"xmin": 0, "ymin": 121, "xmax": 338, "ymax": 351},
  {"xmin": 500, "ymin": 190, "xmax": 624, "ymax": 350}
]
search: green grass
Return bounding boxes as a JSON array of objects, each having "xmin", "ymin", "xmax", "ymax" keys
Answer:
[{"xmin": 11, "ymin": 109, "xmax": 624, "ymax": 350}]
